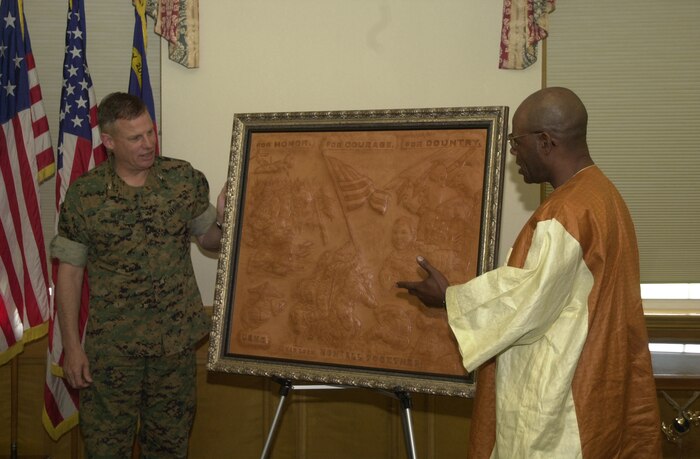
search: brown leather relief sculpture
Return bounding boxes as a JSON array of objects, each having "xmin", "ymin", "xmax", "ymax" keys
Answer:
[{"xmin": 209, "ymin": 108, "xmax": 507, "ymax": 396}]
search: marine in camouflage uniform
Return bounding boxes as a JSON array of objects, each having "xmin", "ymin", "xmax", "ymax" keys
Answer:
[{"xmin": 51, "ymin": 93, "xmax": 223, "ymax": 458}]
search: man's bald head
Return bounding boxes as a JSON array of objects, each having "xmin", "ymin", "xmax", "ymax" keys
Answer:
[
  {"xmin": 510, "ymin": 87, "xmax": 594, "ymax": 188},
  {"xmin": 515, "ymin": 87, "xmax": 588, "ymax": 147}
]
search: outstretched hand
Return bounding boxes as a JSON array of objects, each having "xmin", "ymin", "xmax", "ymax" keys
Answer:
[{"xmin": 396, "ymin": 256, "xmax": 450, "ymax": 308}]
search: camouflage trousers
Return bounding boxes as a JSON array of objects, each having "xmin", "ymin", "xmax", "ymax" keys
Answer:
[{"xmin": 80, "ymin": 347, "xmax": 197, "ymax": 458}]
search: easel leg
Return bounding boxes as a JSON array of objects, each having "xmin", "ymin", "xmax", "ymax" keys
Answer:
[
  {"xmin": 259, "ymin": 381, "xmax": 419, "ymax": 458},
  {"xmin": 260, "ymin": 379, "xmax": 292, "ymax": 459},
  {"xmin": 396, "ymin": 391, "xmax": 417, "ymax": 459}
]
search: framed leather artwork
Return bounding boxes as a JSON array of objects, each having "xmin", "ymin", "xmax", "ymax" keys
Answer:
[{"xmin": 208, "ymin": 106, "xmax": 508, "ymax": 397}]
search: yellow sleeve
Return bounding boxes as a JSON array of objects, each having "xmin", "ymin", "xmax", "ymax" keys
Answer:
[{"xmin": 446, "ymin": 218, "xmax": 591, "ymax": 372}]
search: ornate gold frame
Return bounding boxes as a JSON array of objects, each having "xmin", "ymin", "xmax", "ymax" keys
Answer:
[{"xmin": 208, "ymin": 106, "xmax": 508, "ymax": 397}]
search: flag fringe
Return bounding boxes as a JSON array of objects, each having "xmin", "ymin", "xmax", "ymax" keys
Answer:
[
  {"xmin": 42, "ymin": 406, "xmax": 79, "ymax": 441},
  {"xmin": 36, "ymin": 162, "xmax": 56, "ymax": 184},
  {"xmin": 0, "ymin": 321, "xmax": 48, "ymax": 366},
  {"xmin": 51, "ymin": 361, "xmax": 64, "ymax": 378}
]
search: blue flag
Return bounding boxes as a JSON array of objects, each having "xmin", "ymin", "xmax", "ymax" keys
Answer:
[{"xmin": 128, "ymin": 0, "xmax": 159, "ymax": 154}]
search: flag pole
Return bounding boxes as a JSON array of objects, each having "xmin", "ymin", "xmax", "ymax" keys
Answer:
[
  {"xmin": 71, "ymin": 428, "xmax": 79, "ymax": 459},
  {"xmin": 11, "ymin": 356, "xmax": 18, "ymax": 459}
]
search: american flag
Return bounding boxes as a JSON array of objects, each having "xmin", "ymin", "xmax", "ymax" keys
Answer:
[
  {"xmin": 42, "ymin": 0, "xmax": 106, "ymax": 440},
  {"xmin": 129, "ymin": 0, "xmax": 159, "ymax": 154},
  {"xmin": 0, "ymin": 0, "xmax": 54, "ymax": 364}
]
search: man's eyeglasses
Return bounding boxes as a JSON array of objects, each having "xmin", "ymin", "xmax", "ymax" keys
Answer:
[{"xmin": 507, "ymin": 131, "xmax": 543, "ymax": 148}]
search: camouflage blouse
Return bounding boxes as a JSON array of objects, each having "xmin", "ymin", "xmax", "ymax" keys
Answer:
[{"xmin": 51, "ymin": 156, "xmax": 215, "ymax": 357}]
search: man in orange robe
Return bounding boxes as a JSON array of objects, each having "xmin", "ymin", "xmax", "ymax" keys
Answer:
[{"xmin": 398, "ymin": 87, "xmax": 662, "ymax": 458}]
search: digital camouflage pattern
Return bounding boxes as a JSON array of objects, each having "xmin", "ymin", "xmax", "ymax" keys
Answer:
[
  {"xmin": 80, "ymin": 349, "xmax": 196, "ymax": 458},
  {"xmin": 51, "ymin": 155, "xmax": 214, "ymax": 357}
]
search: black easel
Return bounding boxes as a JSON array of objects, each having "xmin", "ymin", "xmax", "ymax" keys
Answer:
[{"xmin": 260, "ymin": 378, "xmax": 417, "ymax": 459}]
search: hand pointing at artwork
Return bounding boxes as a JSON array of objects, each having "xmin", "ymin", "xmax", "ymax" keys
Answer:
[{"xmin": 396, "ymin": 256, "xmax": 450, "ymax": 308}]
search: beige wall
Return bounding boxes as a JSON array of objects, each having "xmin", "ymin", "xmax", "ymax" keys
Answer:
[{"xmin": 159, "ymin": 0, "xmax": 542, "ymax": 305}]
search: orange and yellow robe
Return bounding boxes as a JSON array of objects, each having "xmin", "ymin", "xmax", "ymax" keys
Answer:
[{"xmin": 446, "ymin": 166, "xmax": 662, "ymax": 458}]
